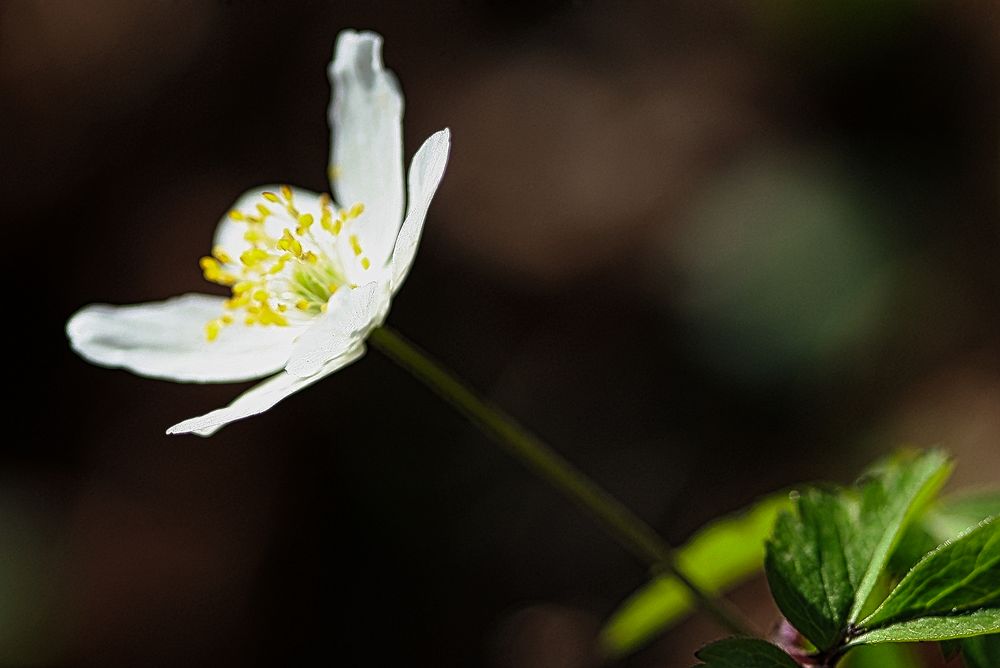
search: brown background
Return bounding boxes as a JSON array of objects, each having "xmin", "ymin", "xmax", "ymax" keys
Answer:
[{"xmin": 2, "ymin": 1, "xmax": 998, "ymax": 666}]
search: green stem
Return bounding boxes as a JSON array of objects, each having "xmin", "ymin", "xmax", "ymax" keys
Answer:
[{"xmin": 369, "ymin": 325, "xmax": 754, "ymax": 637}]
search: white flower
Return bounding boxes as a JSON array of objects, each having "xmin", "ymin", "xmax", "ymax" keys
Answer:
[{"xmin": 66, "ymin": 30, "xmax": 451, "ymax": 436}]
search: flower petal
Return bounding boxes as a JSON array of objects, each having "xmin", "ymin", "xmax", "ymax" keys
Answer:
[
  {"xmin": 166, "ymin": 345, "xmax": 366, "ymax": 436},
  {"xmin": 284, "ymin": 281, "xmax": 386, "ymax": 379},
  {"xmin": 66, "ymin": 294, "xmax": 300, "ymax": 383},
  {"xmin": 213, "ymin": 185, "xmax": 326, "ymax": 261},
  {"xmin": 391, "ymin": 128, "xmax": 451, "ymax": 292},
  {"xmin": 328, "ymin": 30, "xmax": 404, "ymax": 267}
]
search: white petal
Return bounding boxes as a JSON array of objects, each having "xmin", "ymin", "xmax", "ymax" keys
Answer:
[
  {"xmin": 213, "ymin": 185, "xmax": 327, "ymax": 261},
  {"xmin": 284, "ymin": 282, "xmax": 386, "ymax": 379},
  {"xmin": 328, "ymin": 30, "xmax": 404, "ymax": 267},
  {"xmin": 166, "ymin": 345, "xmax": 366, "ymax": 436},
  {"xmin": 390, "ymin": 129, "xmax": 451, "ymax": 292},
  {"xmin": 66, "ymin": 294, "xmax": 300, "ymax": 383}
]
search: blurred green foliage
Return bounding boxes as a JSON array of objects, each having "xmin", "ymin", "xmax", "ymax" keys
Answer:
[{"xmin": 601, "ymin": 494, "xmax": 790, "ymax": 657}]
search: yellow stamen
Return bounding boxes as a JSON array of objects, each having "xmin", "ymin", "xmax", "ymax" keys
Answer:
[
  {"xmin": 200, "ymin": 257, "xmax": 236, "ymax": 286},
  {"xmin": 201, "ymin": 191, "xmax": 370, "ymax": 339},
  {"xmin": 296, "ymin": 213, "xmax": 314, "ymax": 235},
  {"xmin": 244, "ymin": 228, "xmax": 270, "ymax": 243},
  {"xmin": 257, "ymin": 305, "xmax": 288, "ymax": 326},
  {"xmin": 268, "ymin": 254, "xmax": 292, "ymax": 274},
  {"xmin": 277, "ymin": 229, "xmax": 303, "ymax": 256},
  {"xmin": 212, "ymin": 246, "xmax": 232, "ymax": 264},
  {"xmin": 205, "ymin": 320, "xmax": 221, "ymax": 341},
  {"xmin": 240, "ymin": 248, "xmax": 269, "ymax": 267}
]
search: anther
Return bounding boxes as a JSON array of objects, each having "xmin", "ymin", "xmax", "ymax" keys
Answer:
[
  {"xmin": 349, "ymin": 234, "xmax": 363, "ymax": 256},
  {"xmin": 296, "ymin": 213, "xmax": 314, "ymax": 235},
  {"xmin": 205, "ymin": 320, "xmax": 221, "ymax": 341}
]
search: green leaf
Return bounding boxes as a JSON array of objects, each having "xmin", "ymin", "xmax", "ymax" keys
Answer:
[
  {"xmin": 890, "ymin": 486, "xmax": 998, "ymax": 580},
  {"xmin": 846, "ymin": 450, "xmax": 952, "ymax": 621},
  {"xmin": 765, "ymin": 489, "xmax": 856, "ymax": 650},
  {"xmin": 960, "ymin": 633, "xmax": 1000, "ymax": 668},
  {"xmin": 925, "ymin": 491, "xmax": 1000, "ymax": 542},
  {"xmin": 891, "ymin": 489, "xmax": 1000, "ymax": 580},
  {"xmin": 850, "ymin": 607, "xmax": 1000, "ymax": 644},
  {"xmin": 600, "ymin": 494, "xmax": 790, "ymax": 657},
  {"xmin": 862, "ymin": 516, "xmax": 1000, "ymax": 629},
  {"xmin": 693, "ymin": 637, "xmax": 800, "ymax": 667},
  {"xmin": 838, "ymin": 642, "xmax": 919, "ymax": 668},
  {"xmin": 764, "ymin": 450, "xmax": 952, "ymax": 650},
  {"xmin": 886, "ymin": 522, "xmax": 938, "ymax": 581}
]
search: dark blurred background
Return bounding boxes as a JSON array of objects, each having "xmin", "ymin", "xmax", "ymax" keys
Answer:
[{"xmin": 2, "ymin": 0, "xmax": 998, "ymax": 666}]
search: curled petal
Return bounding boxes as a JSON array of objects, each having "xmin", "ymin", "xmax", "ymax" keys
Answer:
[
  {"xmin": 391, "ymin": 128, "xmax": 451, "ymax": 292},
  {"xmin": 329, "ymin": 30, "xmax": 403, "ymax": 264},
  {"xmin": 328, "ymin": 30, "xmax": 405, "ymax": 267},
  {"xmin": 66, "ymin": 294, "xmax": 300, "ymax": 383},
  {"xmin": 167, "ymin": 345, "xmax": 367, "ymax": 436},
  {"xmin": 285, "ymin": 282, "xmax": 386, "ymax": 379}
]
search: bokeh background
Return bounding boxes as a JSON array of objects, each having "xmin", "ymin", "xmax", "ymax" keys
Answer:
[{"xmin": 3, "ymin": 0, "xmax": 998, "ymax": 665}]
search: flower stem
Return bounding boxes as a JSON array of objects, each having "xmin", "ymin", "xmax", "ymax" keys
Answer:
[{"xmin": 368, "ymin": 325, "xmax": 754, "ymax": 637}]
